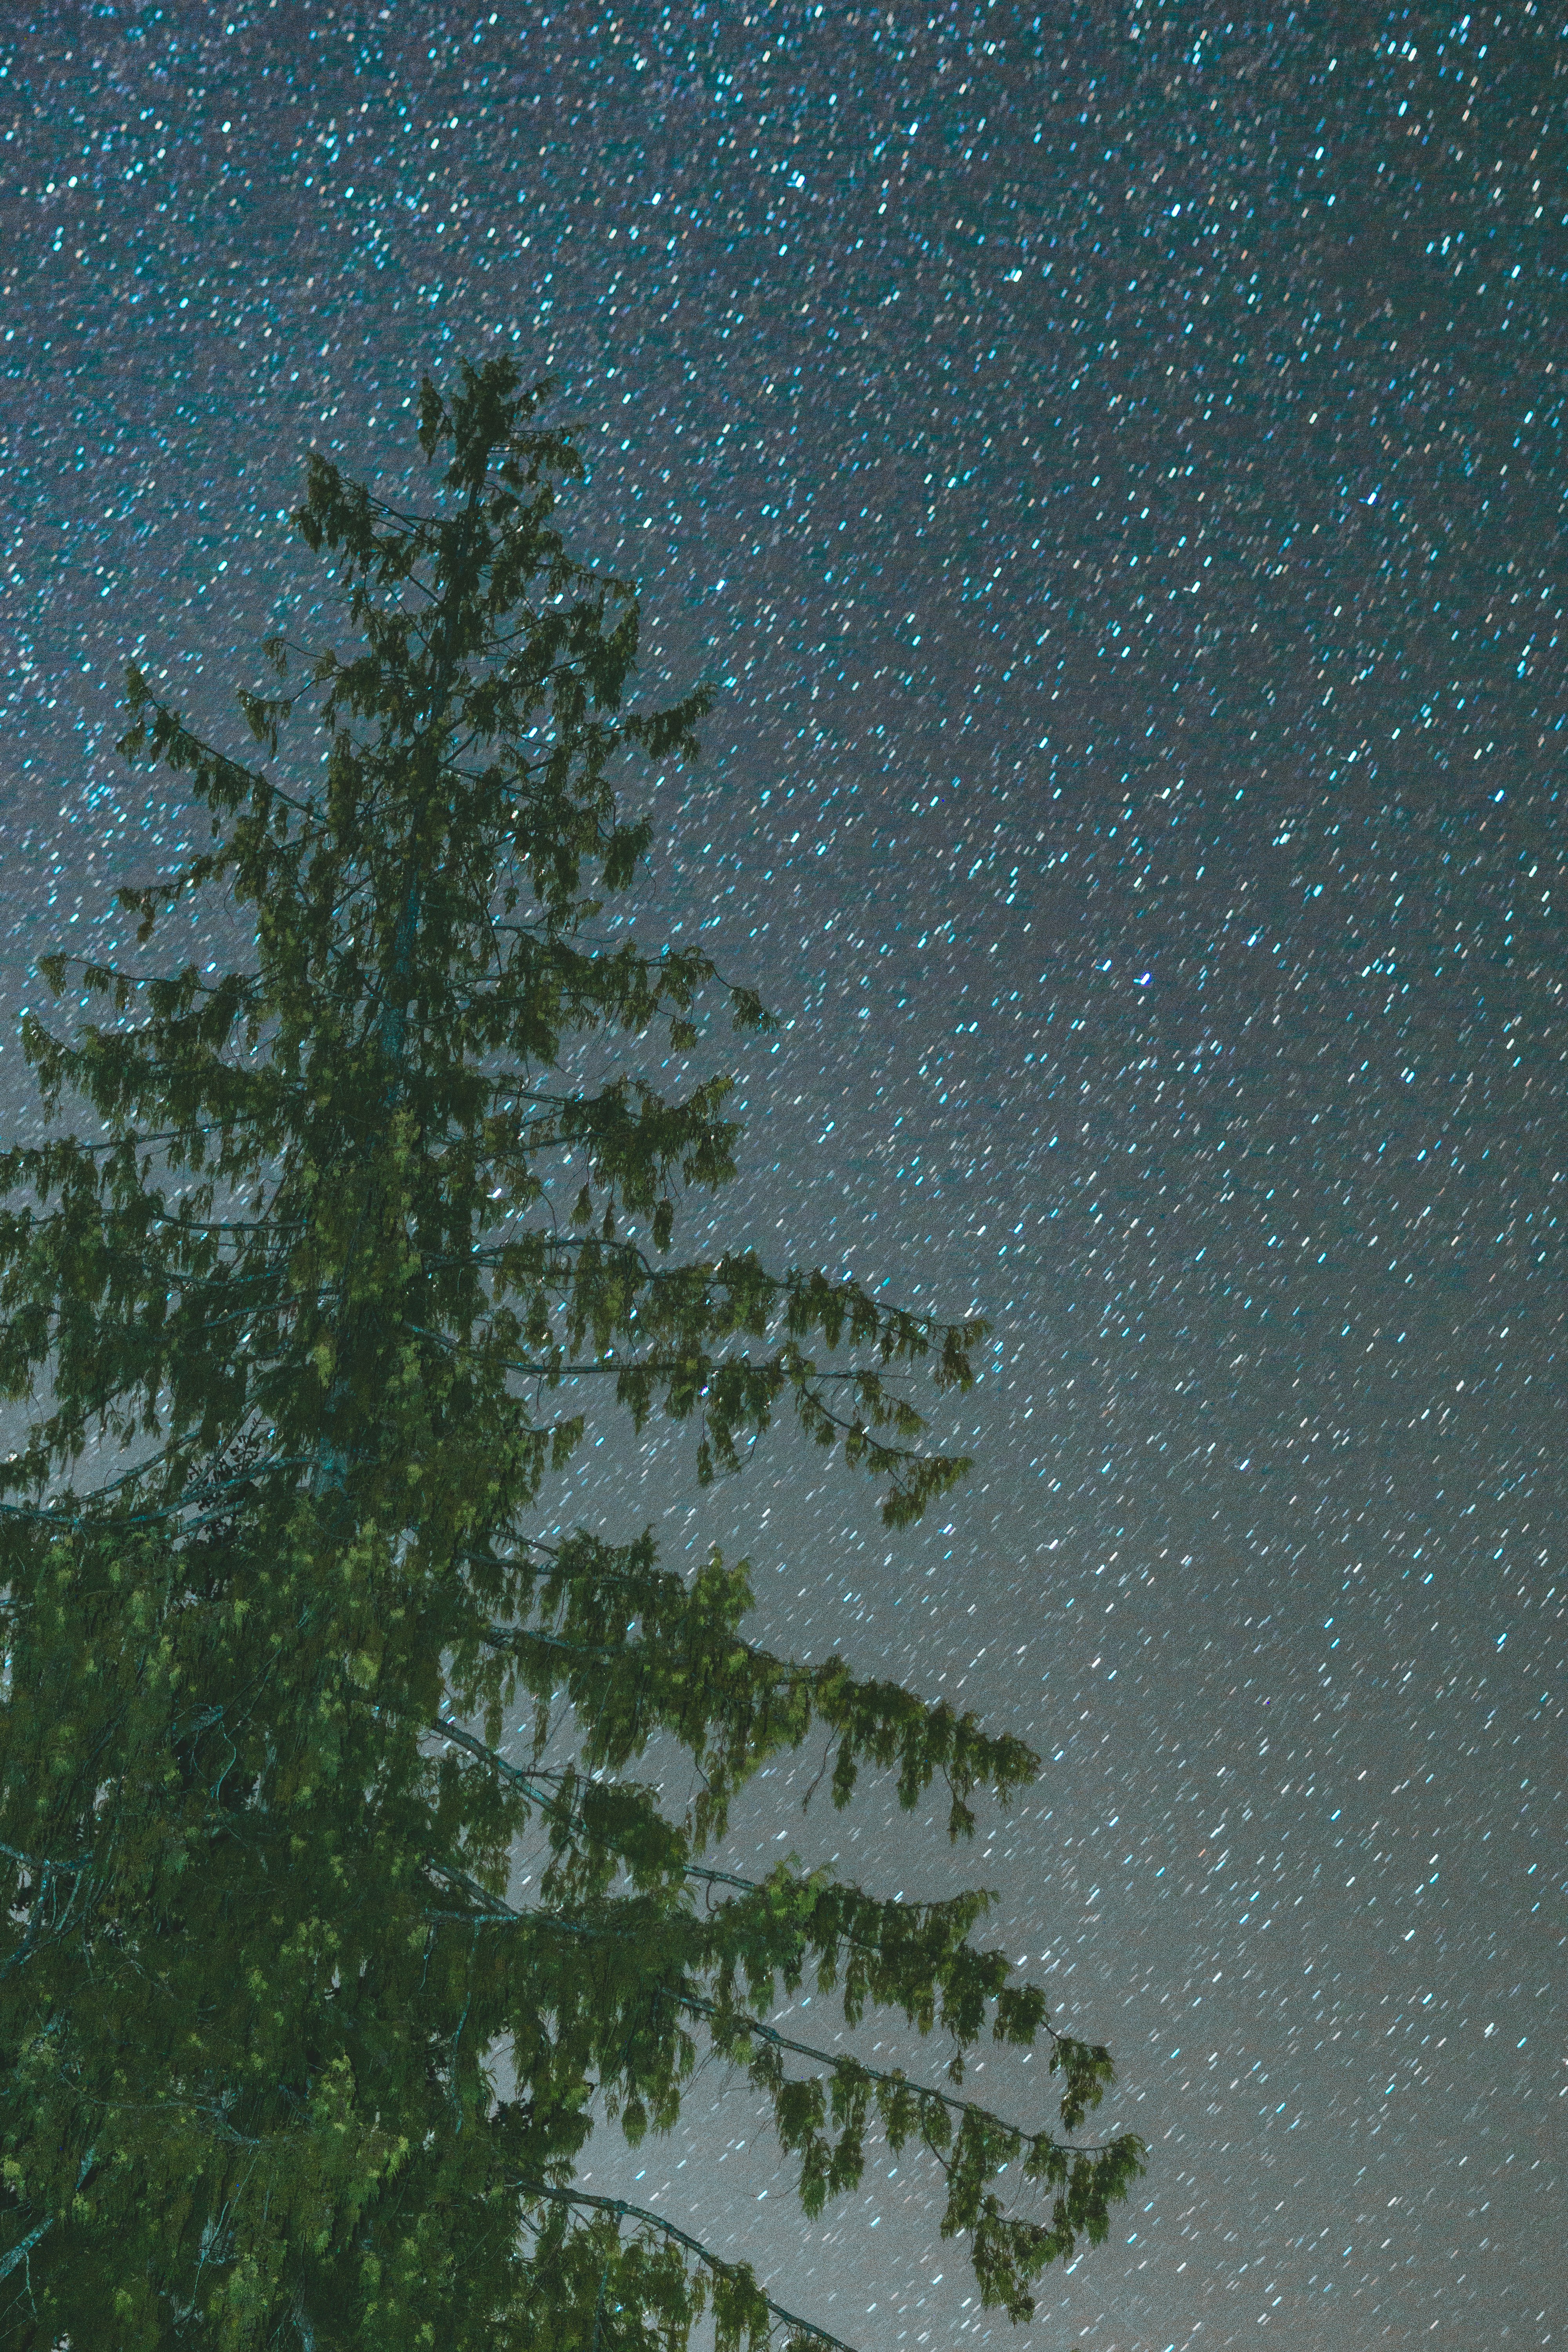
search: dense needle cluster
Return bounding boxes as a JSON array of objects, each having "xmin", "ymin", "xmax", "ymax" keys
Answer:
[{"xmin": 0, "ymin": 360, "xmax": 1140, "ymax": 2348}]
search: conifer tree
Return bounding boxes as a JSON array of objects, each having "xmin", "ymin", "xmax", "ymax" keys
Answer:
[{"xmin": 0, "ymin": 359, "xmax": 1143, "ymax": 2348}]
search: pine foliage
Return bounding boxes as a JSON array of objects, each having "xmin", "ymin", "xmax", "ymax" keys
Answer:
[{"xmin": 0, "ymin": 360, "xmax": 1143, "ymax": 2347}]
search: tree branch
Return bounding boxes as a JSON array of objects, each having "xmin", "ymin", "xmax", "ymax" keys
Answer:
[{"xmin": 506, "ymin": 2176, "xmax": 861, "ymax": 2352}]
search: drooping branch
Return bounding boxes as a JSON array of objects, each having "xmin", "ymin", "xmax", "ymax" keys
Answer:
[
  {"xmin": 508, "ymin": 2177, "xmax": 861, "ymax": 2352},
  {"xmin": 414, "ymin": 1864, "xmax": 1125, "ymax": 2191}
]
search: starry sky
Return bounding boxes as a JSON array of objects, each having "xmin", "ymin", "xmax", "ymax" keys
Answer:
[{"xmin": 2, "ymin": 3, "xmax": 1564, "ymax": 2347}]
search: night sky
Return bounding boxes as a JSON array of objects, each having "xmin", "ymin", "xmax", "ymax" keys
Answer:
[{"xmin": 3, "ymin": 4, "xmax": 1564, "ymax": 2347}]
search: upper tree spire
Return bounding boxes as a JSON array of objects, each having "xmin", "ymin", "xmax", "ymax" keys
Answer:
[{"xmin": 0, "ymin": 358, "xmax": 1142, "ymax": 2347}]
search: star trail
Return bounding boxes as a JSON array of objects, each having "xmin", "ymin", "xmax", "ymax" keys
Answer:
[{"xmin": 2, "ymin": 3, "xmax": 1563, "ymax": 2345}]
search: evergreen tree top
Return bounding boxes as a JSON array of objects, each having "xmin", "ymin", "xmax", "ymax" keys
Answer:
[{"xmin": 0, "ymin": 357, "xmax": 1142, "ymax": 2348}]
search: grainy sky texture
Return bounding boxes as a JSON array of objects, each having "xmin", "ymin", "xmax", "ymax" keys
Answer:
[{"xmin": 2, "ymin": 3, "xmax": 1565, "ymax": 2347}]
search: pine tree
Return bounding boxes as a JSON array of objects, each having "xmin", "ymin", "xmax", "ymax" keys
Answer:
[{"xmin": 0, "ymin": 359, "xmax": 1143, "ymax": 2348}]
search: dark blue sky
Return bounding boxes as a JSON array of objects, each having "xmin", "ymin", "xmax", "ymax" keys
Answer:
[{"xmin": 3, "ymin": 4, "xmax": 1563, "ymax": 2346}]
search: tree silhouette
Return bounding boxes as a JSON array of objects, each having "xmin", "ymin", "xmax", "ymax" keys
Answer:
[{"xmin": 0, "ymin": 358, "xmax": 1143, "ymax": 2348}]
